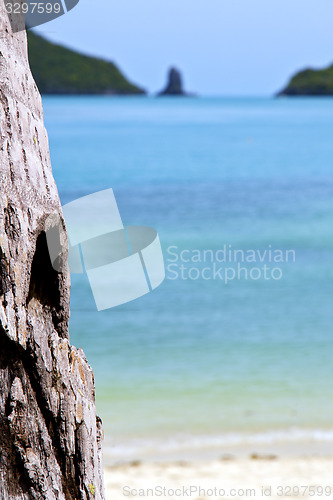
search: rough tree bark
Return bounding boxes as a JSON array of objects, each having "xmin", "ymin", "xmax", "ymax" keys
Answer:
[{"xmin": 0, "ymin": 7, "xmax": 105, "ymax": 500}]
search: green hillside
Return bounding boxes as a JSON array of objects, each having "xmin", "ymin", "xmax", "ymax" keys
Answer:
[
  {"xmin": 27, "ymin": 31, "xmax": 146, "ymax": 95},
  {"xmin": 278, "ymin": 64, "xmax": 333, "ymax": 96}
]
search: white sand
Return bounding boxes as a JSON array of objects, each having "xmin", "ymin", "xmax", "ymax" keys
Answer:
[{"xmin": 104, "ymin": 457, "xmax": 333, "ymax": 499}]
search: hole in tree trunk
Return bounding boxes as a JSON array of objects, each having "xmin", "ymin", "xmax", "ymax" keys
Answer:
[{"xmin": 27, "ymin": 231, "xmax": 61, "ymax": 319}]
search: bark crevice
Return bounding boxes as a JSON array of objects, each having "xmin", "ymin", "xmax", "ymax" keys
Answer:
[{"xmin": 27, "ymin": 231, "xmax": 63, "ymax": 335}]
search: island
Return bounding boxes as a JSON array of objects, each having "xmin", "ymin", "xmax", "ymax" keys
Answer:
[
  {"xmin": 27, "ymin": 31, "xmax": 146, "ymax": 95},
  {"xmin": 278, "ymin": 63, "xmax": 333, "ymax": 96},
  {"xmin": 158, "ymin": 67, "xmax": 194, "ymax": 96}
]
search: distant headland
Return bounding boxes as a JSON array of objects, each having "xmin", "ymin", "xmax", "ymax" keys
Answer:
[
  {"xmin": 27, "ymin": 32, "xmax": 196, "ymax": 97},
  {"xmin": 278, "ymin": 63, "xmax": 333, "ymax": 96},
  {"xmin": 27, "ymin": 31, "xmax": 146, "ymax": 95}
]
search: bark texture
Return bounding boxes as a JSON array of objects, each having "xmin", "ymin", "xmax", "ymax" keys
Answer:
[{"xmin": 0, "ymin": 8, "xmax": 105, "ymax": 500}]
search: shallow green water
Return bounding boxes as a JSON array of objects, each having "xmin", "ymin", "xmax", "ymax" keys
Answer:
[{"xmin": 43, "ymin": 96, "xmax": 333, "ymax": 462}]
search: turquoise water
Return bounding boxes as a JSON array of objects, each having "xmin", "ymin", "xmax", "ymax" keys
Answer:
[{"xmin": 43, "ymin": 97, "xmax": 333, "ymax": 462}]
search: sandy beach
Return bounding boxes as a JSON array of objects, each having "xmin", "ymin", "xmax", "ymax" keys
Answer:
[{"xmin": 104, "ymin": 456, "xmax": 333, "ymax": 499}]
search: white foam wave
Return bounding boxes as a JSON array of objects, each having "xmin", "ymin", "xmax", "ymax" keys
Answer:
[{"xmin": 103, "ymin": 428, "xmax": 333, "ymax": 463}]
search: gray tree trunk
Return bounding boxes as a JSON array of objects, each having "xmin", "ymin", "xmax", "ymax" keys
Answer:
[{"xmin": 0, "ymin": 8, "xmax": 105, "ymax": 500}]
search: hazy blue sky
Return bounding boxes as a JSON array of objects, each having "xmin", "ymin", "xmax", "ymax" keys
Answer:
[{"xmin": 36, "ymin": 0, "xmax": 333, "ymax": 95}]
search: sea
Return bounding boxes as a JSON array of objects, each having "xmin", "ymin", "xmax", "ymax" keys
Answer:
[{"xmin": 43, "ymin": 96, "xmax": 333, "ymax": 464}]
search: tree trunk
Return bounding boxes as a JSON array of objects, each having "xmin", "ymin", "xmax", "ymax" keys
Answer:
[{"xmin": 0, "ymin": 9, "xmax": 105, "ymax": 500}]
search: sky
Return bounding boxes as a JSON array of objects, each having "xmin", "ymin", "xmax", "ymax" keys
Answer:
[{"xmin": 35, "ymin": 0, "xmax": 333, "ymax": 96}]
